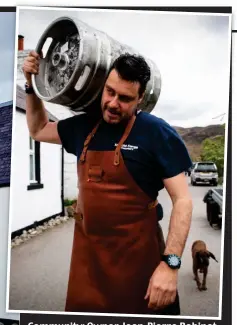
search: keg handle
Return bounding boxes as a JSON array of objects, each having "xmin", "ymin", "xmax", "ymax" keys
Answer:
[{"xmin": 31, "ymin": 36, "xmax": 52, "ymax": 92}]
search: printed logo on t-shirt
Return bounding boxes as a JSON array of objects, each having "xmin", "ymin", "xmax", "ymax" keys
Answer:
[{"xmin": 115, "ymin": 143, "xmax": 138, "ymax": 151}]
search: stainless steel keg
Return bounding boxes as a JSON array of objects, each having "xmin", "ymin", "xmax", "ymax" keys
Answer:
[{"xmin": 32, "ymin": 16, "xmax": 161, "ymax": 113}]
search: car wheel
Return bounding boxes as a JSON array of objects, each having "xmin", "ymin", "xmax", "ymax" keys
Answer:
[
  {"xmin": 218, "ymin": 218, "xmax": 222, "ymax": 229},
  {"xmin": 209, "ymin": 202, "xmax": 219, "ymax": 227},
  {"xmin": 206, "ymin": 202, "xmax": 211, "ymax": 222}
]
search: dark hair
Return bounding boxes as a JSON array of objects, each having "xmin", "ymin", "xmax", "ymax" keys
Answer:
[{"xmin": 108, "ymin": 53, "xmax": 151, "ymax": 97}]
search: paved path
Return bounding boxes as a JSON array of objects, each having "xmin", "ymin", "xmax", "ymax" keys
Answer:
[{"xmin": 8, "ymin": 177, "xmax": 222, "ymax": 317}]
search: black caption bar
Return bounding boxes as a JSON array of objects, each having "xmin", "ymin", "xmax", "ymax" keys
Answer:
[
  {"xmin": 0, "ymin": 318, "xmax": 19, "ymax": 325},
  {"xmin": 21, "ymin": 314, "xmax": 223, "ymax": 325}
]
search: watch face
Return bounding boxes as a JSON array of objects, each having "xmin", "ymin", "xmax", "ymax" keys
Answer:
[{"xmin": 168, "ymin": 254, "xmax": 180, "ymax": 267}]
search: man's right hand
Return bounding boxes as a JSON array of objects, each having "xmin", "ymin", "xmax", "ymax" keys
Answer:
[{"xmin": 23, "ymin": 50, "xmax": 41, "ymax": 86}]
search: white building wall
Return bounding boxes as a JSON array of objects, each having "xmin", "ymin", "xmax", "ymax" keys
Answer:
[
  {"xmin": 44, "ymin": 103, "xmax": 79, "ymax": 200},
  {"xmin": 0, "ymin": 187, "xmax": 20, "ymax": 320},
  {"xmin": 63, "ymin": 151, "xmax": 78, "ymax": 200},
  {"xmin": 9, "ymin": 111, "xmax": 62, "ymax": 232}
]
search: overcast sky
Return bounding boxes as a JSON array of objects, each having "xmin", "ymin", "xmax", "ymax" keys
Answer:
[
  {"xmin": 18, "ymin": 8, "xmax": 231, "ymax": 127},
  {"xmin": 0, "ymin": 12, "xmax": 15, "ymax": 104}
]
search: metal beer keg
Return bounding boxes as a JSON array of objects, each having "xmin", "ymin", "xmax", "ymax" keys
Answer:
[{"xmin": 32, "ymin": 16, "xmax": 161, "ymax": 113}]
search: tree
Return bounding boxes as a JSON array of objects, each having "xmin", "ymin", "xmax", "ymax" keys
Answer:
[{"xmin": 200, "ymin": 132, "xmax": 225, "ymax": 177}]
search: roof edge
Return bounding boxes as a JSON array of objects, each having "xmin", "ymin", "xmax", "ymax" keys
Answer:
[{"xmin": 0, "ymin": 100, "xmax": 13, "ymax": 108}]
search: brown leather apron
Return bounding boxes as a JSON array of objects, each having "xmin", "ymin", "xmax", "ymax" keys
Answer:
[{"xmin": 65, "ymin": 115, "xmax": 168, "ymax": 314}]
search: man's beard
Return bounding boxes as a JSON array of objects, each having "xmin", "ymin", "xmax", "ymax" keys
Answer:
[
  {"xmin": 106, "ymin": 106, "xmax": 122, "ymax": 117},
  {"xmin": 103, "ymin": 105, "xmax": 132, "ymax": 124}
]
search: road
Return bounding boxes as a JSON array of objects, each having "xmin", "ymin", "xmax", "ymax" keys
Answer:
[{"xmin": 8, "ymin": 177, "xmax": 223, "ymax": 317}]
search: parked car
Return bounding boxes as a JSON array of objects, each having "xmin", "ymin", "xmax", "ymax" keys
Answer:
[
  {"xmin": 190, "ymin": 162, "xmax": 218, "ymax": 186},
  {"xmin": 203, "ymin": 187, "xmax": 223, "ymax": 228}
]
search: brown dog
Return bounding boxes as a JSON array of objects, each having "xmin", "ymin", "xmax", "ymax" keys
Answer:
[{"xmin": 192, "ymin": 240, "xmax": 218, "ymax": 291}]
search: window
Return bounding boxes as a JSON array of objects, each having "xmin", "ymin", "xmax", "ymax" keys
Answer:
[
  {"xmin": 27, "ymin": 136, "xmax": 44, "ymax": 190},
  {"xmin": 29, "ymin": 137, "xmax": 36, "ymax": 182},
  {"xmin": 195, "ymin": 163, "xmax": 217, "ymax": 172}
]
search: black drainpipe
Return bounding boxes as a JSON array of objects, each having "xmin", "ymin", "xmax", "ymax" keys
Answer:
[{"xmin": 60, "ymin": 145, "xmax": 65, "ymax": 216}]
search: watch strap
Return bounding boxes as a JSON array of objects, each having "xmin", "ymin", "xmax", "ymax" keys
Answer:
[{"xmin": 25, "ymin": 82, "xmax": 35, "ymax": 94}]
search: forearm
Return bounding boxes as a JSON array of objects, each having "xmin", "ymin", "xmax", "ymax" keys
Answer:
[
  {"xmin": 26, "ymin": 93, "xmax": 49, "ymax": 138},
  {"xmin": 164, "ymin": 197, "xmax": 192, "ymax": 257}
]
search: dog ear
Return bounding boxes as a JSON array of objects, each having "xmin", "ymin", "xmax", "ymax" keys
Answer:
[{"xmin": 208, "ymin": 251, "xmax": 218, "ymax": 262}]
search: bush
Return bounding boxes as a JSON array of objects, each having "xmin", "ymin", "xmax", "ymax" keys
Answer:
[
  {"xmin": 200, "ymin": 126, "xmax": 225, "ymax": 178},
  {"xmin": 218, "ymin": 177, "xmax": 223, "ymax": 185},
  {"xmin": 64, "ymin": 198, "xmax": 77, "ymax": 206}
]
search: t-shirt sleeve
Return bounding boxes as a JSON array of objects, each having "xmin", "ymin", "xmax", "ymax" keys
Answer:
[
  {"xmin": 154, "ymin": 119, "xmax": 193, "ymax": 179},
  {"xmin": 57, "ymin": 113, "xmax": 88, "ymax": 156}
]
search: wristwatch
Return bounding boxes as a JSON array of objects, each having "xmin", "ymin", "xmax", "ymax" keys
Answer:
[
  {"xmin": 162, "ymin": 254, "xmax": 181, "ymax": 269},
  {"xmin": 25, "ymin": 82, "xmax": 35, "ymax": 94}
]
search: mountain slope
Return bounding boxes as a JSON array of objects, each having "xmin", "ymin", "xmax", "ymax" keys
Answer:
[{"xmin": 173, "ymin": 124, "xmax": 225, "ymax": 160}]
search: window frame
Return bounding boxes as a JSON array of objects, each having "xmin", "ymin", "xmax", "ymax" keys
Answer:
[{"xmin": 27, "ymin": 136, "xmax": 44, "ymax": 191}]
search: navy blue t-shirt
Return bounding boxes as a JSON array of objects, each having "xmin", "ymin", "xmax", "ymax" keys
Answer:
[{"xmin": 57, "ymin": 111, "xmax": 192, "ymax": 200}]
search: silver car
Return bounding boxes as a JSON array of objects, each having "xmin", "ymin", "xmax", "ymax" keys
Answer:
[{"xmin": 190, "ymin": 162, "xmax": 218, "ymax": 186}]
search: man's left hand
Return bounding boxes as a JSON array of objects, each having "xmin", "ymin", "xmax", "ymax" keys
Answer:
[{"xmin": 144, "ymin": 261, "xmax": 178, "ymax": 310}]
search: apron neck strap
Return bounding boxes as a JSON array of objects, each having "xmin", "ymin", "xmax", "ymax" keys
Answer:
[
  {"xmin": 79, "ymin": 114, "xmax": 136, "ymax": 165},
  {"xmin": 79, "ymin": 120, "xmax": 102, "ymax": 163},
  {"xmin": 114, "ymin": 115, "xmax": 136, "ymax": 166}
]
